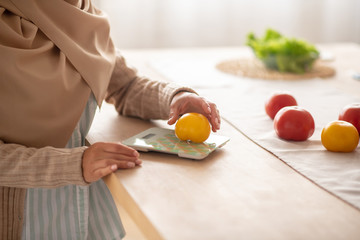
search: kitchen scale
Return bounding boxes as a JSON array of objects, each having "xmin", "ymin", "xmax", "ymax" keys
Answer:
[{"xmin": 123, "ymin": 127, "xmax": 230, "ymax": 160}]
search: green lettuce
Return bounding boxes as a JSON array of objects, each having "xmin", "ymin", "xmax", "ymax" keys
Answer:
[{"xmin": 246, "ymin": 29, "xmax": 319, "ymax": 74}]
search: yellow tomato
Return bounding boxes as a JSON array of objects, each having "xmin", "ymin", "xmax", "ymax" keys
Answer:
[
  {"xmin": 175, "ymin": 113, "xmax": 211, "ymax": 143},
  {"xmin": 321, "ymin": 120, "xmax": 359, "ymax": 152}
]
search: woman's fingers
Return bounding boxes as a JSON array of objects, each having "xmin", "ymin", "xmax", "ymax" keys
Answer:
[
  {"xmin": 82, "ymin": 142, "xmax": 141, "ymax": 183},
  {"xmin": 201, "ymin": 99, "xmax": 212, "ymax": 115},
  {"xmin": 167, "ymin": 109, "xmax": 179, "ymax": 125},
  {"xmin": 90, "ymin": 142, "xmax": 140, "ymax": 162},
  {"xmin": 91, "ymin": 158, "xmax": 138, "ymax": 171},
  {"xmin": 98, "ymin": 151, "xmax": 141, "ymax": 163},
  {"xmin": 95, "ymin": 142, "xmax": 139, "ymax": 156},
  {"xmin": 208, "ymin": 102, "xmax": 221, "ymax": 132},
  {"xmin": 168, "ymin": 92, "xmax": 221, "ymax": 132},
  {"xmin": 91, "ymin": 164, "xmax": 118, "ymax": 182}
]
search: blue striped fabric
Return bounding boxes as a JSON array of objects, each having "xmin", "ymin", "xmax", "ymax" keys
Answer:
[{"xmin": 22, "ymin": 93, "xmax": 125, "ymax": 239}]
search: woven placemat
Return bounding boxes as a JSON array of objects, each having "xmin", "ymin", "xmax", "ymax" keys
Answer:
[{"xmin": 216, "ymin": 58, "xmax": 336, "ymax": 80}]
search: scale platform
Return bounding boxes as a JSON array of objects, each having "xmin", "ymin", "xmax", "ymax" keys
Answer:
[{"xmin": 122, "ymin": 127, "xmax": 230, "ymax": 160}]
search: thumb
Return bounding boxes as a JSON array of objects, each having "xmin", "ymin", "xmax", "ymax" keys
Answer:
[
  {"xmin": 96, "ymin": 164, "xmax": 118, "ymax": 180},
  {"xmin": 167, "ymin": 110, "xmax": 178, "ymax": 125}
]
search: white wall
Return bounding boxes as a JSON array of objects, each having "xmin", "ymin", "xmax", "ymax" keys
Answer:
[{"xmin": 94, "ymin": 0, "xmax": 360, "ymax": 49}]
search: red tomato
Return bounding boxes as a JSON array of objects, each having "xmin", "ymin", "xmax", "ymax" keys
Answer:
[
  {"xmin": 265, "ymin": 93, "xmax": 298, "ymax": 119},
  {"xmin": 339, "ymin": 103, "xmax": 360, "ymax": 135},
  {"xmin": 274, "ymin": 106, "xmax": 315, "ymax": 141}
]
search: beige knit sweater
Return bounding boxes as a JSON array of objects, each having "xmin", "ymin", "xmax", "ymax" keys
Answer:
[{"xmin": 0, "ymin": 53, "xmax": 194, "ymax": 239}]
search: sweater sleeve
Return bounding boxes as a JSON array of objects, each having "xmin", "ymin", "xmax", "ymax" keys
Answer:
[
  {"xmin": 0, "ymin": 140, "xmax": 88, "ymax": 188},
  {"xmin": 105, "ymin": 49, "xmax": 196, "ymax": 120}
]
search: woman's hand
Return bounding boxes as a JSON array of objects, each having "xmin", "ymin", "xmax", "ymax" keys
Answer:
[
  {"xmin": 167, "ymin": 92, "xmax": 221, "ymax": 132},
  {"xmin": 82, "ymin": 142, "xmax": 141, "ymax": 183}
]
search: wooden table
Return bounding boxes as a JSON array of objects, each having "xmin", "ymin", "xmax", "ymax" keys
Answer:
[{"xmin": 87, "ymin": 43, "xmax": 360, "ymax": 240}]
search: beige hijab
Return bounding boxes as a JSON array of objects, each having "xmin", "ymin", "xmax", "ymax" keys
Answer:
[{"xmin": 0, "ymin": 0, "xmax": 116, "ymax": 148}]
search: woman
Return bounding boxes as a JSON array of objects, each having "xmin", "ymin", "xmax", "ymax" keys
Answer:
[{"xmin": 0, "ymin": 0, "xmax": 220, "ymax": 239}]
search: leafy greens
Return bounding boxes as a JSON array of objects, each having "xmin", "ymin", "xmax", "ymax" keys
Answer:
[{"xmin": 246, "ymin": 29, "xmax": 319, "ymax": 74}]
